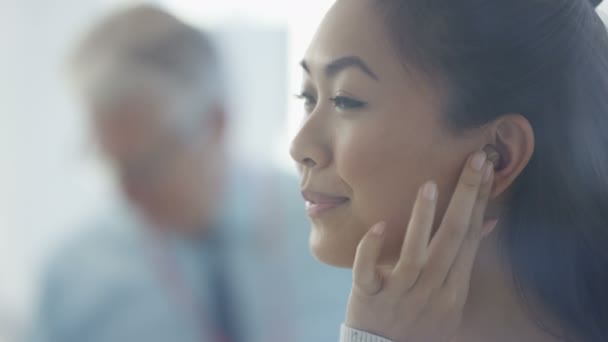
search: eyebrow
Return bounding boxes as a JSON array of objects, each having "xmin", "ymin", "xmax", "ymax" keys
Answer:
[{"xmin": 300, "ymin": 56, "xmax": 379, "ymax": 81}]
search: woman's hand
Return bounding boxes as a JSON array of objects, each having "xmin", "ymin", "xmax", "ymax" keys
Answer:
[{"xmin": 345, "ymin": 151, "xmax": 497, "ymax": 342}]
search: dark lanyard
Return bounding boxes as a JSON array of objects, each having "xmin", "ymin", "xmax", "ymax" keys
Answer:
[{"xmin": 144, "ymin": 230, "xmax": 233, "ymax": 342}]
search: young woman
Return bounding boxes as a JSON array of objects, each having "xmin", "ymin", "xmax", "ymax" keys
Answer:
[{"xmin": 290, "ymin": 0, "xmax": 608, "ymax": 341}]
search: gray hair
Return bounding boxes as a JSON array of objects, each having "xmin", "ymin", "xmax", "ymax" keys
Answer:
[{"xmin": 69, "ymin": 4, "xmax": 224, "ymax": 133}]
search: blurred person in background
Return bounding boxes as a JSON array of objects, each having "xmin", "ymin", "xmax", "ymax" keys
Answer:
[{"xmin": 28, "ymin": 4, "xmax": 349, "ymax": 342}]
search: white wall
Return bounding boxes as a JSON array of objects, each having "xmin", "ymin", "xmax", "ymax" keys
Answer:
[{"xmin": 0, "ymin": 2, "xmax": 129, "ymax": 339}]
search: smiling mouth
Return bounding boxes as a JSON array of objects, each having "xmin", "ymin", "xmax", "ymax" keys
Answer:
[{"xmin": 301, "ymin": 191, "xmax": 349, "ymax": 217}]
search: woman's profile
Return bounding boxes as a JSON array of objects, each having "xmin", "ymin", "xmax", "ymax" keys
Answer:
[{"xmin": 290, "ymin": 0, "xmax": 608, "ymax": 341}]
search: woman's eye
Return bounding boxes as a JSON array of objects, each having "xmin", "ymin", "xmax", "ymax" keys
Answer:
[
  {"xmin": 330, "ymin": 96, "xmax": 367, "ymax": 110},
  {"xmin": 295, "ymin": 92, "xmax": 317, "ymax": 113}
]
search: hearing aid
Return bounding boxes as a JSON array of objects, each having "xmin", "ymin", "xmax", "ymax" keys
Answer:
[{"xmin": 483, "ymin": 144, "xmax": 502, "ymax": 170}]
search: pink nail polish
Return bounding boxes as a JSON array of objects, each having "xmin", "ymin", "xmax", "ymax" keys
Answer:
[
  {"xmin": 471, "ymin": 151, "xmax": 487, "ymax": 171},
  {"xmin": 422, "ymin": 182, "xmax": 438, "ymax": 201},
  {"xmin": 372, "ymin": 222, "xmax": 386, "ymax": 236}
]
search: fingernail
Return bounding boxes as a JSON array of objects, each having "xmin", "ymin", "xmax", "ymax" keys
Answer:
[
  {"xmin": 482, "ymin": 163, "xmax": 493, "ymax": 183},
  {"xmin": 422, "ymin": 182, "xmax": 438, "ymax": 201},
  {"xmin": 471, "ymin": 151, "xmax": 487, "ymax": 171},
  {"xmin": 482, "ymin": 219, "xmax": 499, "ymax": 236},
  {"xmin": 372, "ymin": 222, "xmax": 386, "ymax": 236}
]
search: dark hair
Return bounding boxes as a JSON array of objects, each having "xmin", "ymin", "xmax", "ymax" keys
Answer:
[{"xmin": 373, "ymin": 0, "xmax": 608, "ymax": 340}]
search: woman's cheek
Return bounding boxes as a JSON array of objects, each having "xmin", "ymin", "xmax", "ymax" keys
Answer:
[{"xmin": 336, "ymin": 127, "xmax": 430, "ymax": 262}]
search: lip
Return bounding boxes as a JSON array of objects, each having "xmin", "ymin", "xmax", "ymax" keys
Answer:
[{"xmin": 301, "ymin": 190, "xmax": 349, "ymax": 217}]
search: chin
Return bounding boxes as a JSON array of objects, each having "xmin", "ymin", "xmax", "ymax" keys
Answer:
[{"xmin": 308, "ymin": 222, "xmax": 358, "ymax": 268}]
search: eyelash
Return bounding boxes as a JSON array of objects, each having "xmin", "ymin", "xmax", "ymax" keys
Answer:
[
  {"xmin": 330, "ymin": 96, "xmax": 367, "ymax": 110},
  {"xmin": 295, "ymin": 92, "xmax": 316, "ymax": 107},
  {"xmin": 295, "ymin": 92, "xmax": 367, "ymax": 112}
]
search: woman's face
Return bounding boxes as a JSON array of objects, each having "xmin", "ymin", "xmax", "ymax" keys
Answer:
[{"xmin": 290, "ymin": 0, "xmax": 485, "ymax": 267}]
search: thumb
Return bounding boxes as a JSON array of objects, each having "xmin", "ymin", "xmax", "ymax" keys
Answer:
[{"xmin": 352, "ymin": 222, "xmax": 387, "ymax": 295}]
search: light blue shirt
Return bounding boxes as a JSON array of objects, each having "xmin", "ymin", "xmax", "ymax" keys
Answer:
[{"xmin": 28, "ymin": 165, "xmax": 352, "ymax": 342}]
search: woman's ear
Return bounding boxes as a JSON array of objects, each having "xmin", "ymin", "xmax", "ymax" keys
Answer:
[{"xmin": 488, "ymin": 114, "xmax": 535, "ymax": 198}]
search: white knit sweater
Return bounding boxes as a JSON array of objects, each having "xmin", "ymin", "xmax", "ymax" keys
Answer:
[{"xmin": 340, "ymin": 325, "xmax": 395, "ymax": 342}]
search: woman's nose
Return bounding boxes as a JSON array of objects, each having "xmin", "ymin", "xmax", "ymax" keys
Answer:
[{"xmin": 289, "ymin": 117, "xmax": 330, "ymax": 171}]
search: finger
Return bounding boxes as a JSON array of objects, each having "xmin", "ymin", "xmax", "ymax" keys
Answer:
[
  {"xmin": 436, "ymin": 219, "xmax": 498, "ymax": 316},
  {"xmin": 465, "ymin": 163, "xmax": 494, "ymax": 241},
  {"xmin": 392, "ymin": 181, "xmax": 438, "ymax": 289},
  {"xmin": 443, "ymin": 164, "xmax": 494, "ymax": 291},
  {"xmin": 352, "ymin": 222, "xmax": 387, "ymax": 295},
  {"xmin": 419, "ymin": 151, "xmax": 487, "ymax": 287}
]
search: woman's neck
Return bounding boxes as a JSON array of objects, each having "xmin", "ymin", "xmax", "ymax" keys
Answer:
[{"xmin": 453, "ymin": 230, "xmax": 565, "ymax": 342}]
